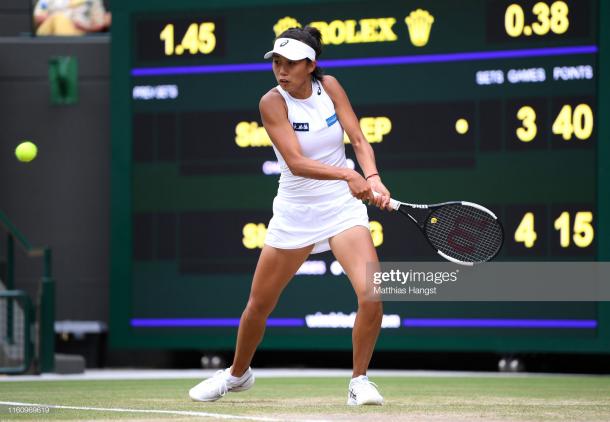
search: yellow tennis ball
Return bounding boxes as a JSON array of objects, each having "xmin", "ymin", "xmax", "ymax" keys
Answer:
[
  {"xmin": 430, "ymin": 217, "xmax": 438, "ymax": 224},
  {"xmin": 455, "ymin": 118, "xmax": 469, "ymax": 135},
  {"xmin": 15, "ymin": 141, "xmax": 38, "ymax": 162}
]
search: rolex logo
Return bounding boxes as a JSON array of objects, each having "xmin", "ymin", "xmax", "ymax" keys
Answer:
[
  {"xmin": 273, "ymin": 16, "xmax": 302, "ymax": 37},
  {"xmin": 405, "ymin": 9, "xmax": 434, "ymax": 47}
]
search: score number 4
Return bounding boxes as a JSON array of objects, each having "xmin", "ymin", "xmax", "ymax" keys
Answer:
[
  {"xmin": 515, "ymin": 211, "xmax": 594, "ymax": 248},
  {"xmin": 160, "ymin": 22, "xmax": 216, "ymax": 56},
  {"xmin": 516, "ymin": 104, "xmax": 593, "ymax": 142}
]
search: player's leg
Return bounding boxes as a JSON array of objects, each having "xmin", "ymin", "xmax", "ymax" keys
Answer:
[
  {"xmin": 329, "ymin": 225, "xmax": 384, "ymax": 405},
  {"xmin": 329, "ymin": 225, "xmax": 382, "ymax": 376},
  {"xmin": 189, "ymin": 244, "xmax": 312, "ymax": 402},
  {"xmin": 231, "ymin": 244, "xmax": 313, "ymax": 375},
  {"xmin": 37, "ymin": 14, "xmax": 84, "ymax": 36}
]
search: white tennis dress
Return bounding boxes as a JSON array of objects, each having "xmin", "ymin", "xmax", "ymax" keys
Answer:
[{"xmin": 264, "ymin": 79, "xmax": 370, "ymax": 254}]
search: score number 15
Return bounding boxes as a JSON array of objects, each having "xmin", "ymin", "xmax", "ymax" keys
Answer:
[{"xmin": 160, "ymin": 22, "xmax": 216, "ymax": 56}]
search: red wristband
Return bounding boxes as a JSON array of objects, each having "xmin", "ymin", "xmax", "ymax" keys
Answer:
[{"xmin": 365, "ymin": 173, "xmax": 379, "ymax": 180}]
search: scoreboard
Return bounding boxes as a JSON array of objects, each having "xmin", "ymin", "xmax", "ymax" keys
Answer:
[{"xmin": 110, "ymin": 0, "xmax": 610, "ymax": 352}]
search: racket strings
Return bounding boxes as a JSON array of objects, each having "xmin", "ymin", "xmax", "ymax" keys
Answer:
[
  {"xmin": 433, "ymin": 207, "xmax": 502, "ymax": 261},
  {"xmin": 425, "ymin": 205, "xmax": 503, "ymax": 263},
  {"xmin": 440, "ymin": 207, "xmax": 501, "ymax": 260}
]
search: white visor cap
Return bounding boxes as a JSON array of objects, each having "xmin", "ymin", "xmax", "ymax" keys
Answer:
[{"xmin": 263, "ymin": 38, "xmax": 316, "ymax": 61}]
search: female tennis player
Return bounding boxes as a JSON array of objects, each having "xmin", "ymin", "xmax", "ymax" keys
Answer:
[{"xmin": 189, "ymin": 26, "xmax": 392, "ymax": 406}]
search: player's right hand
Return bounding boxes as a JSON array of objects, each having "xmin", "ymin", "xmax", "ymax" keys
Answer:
[{"xmin": 346, "ymin": 171, "xmax": 373, "ymax": 201}]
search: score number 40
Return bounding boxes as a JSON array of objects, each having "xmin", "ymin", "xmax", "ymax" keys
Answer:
[
  {"xmin": 515, "ymin": 211, "xmax": 594, "ymax": 248},
  {"xmin": 160, "ymin": 22, "xmax": 216, "ymax": 56},
  {"xmin": 516, "ymin": 104, "xmax": 593, "ymax": 142}
]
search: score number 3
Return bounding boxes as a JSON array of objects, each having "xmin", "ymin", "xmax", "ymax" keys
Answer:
[
  {"xmin": 516, "ymin": 106, "xmax": 537, "ymax": 142},
  {"xmin": 160, "ymin": 22, "xmax": 216, "ymax": 56}
]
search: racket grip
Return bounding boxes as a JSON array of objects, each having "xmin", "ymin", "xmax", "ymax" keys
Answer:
[{"xmin": 373, "ymin": 191, "xmax": 400, "ymax": 210}]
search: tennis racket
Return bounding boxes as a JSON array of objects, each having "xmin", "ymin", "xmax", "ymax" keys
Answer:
[{"xmin": 372, "ymin": 192, "xmax": 504, "ymax": 266}]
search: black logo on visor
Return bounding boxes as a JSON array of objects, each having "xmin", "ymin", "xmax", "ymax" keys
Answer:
[{"xmin": 280, "ymin": 40, "xmax": 289, "ymax": 47}]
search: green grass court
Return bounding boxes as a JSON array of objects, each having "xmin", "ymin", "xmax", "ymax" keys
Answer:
[{"xmin": 1, "ymin": 375, "xmax": 610, "ymax": 421}]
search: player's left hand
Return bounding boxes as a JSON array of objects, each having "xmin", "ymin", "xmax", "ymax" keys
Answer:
[{"xmin": 367, "ymin": 176, "xmax": 393, "ymax": 211}]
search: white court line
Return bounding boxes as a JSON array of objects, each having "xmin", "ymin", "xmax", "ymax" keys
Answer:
[
  {"xmin": 0, "ymin": 401, "xmax": 328, "ymax": 422},
  {"xmin": 2, "ymin": 368, "xmax": 597, "ymax": 382}
]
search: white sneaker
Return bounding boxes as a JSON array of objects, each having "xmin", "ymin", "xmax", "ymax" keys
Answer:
[
  {"xmin": 189, "ymin": 367, "xmax": 255, "ymax": 402},
  {"xmin": 347, "ymin": 375, "xmax": 384, "ymax": 405}
]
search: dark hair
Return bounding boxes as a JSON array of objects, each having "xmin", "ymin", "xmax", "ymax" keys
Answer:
[{"xmin": 278, "ymin": 26, "xmax": 324, "ymax": 81}]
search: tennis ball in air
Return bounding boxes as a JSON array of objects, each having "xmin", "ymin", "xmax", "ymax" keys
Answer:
[
  {"xmin": 15, "ymin": 141, "xmax": 38, "ymax": 162},
  {"xmin": 455, "ymin": 118, "xmax": 469, "ymax": 135}
]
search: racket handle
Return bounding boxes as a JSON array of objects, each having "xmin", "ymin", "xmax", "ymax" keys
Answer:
[{"xmin": 373, "ymin": 191, "xmax": 400, "ymax": 211}]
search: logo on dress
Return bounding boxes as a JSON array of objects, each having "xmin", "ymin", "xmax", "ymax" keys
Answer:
[
  {"xmin": 326, "ymin": 113, "xmax": 338, "ymax": 127},
  {"xmin": 293, "ymin": 122, "xmax": 309, "ymax": 131}
]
